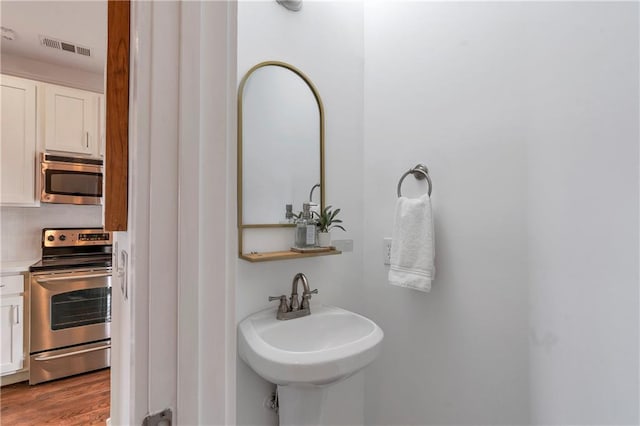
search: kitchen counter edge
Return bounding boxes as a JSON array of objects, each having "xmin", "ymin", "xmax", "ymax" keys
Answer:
[{"xmin": 1, "ymin": 260, "xmax": 38, "ymax": 274}]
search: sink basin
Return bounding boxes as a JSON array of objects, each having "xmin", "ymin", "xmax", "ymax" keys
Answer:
[{"xmin": 238, "ymin": 304, "xmax": 383, "ymax": 386}]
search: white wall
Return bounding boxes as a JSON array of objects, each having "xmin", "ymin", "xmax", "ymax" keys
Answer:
[
  {"xmin": 235, "ymin": 1, "xmax": 364, "ymax": 425},
  {"xmin": 363, "ymin": 3, "xmax": 530, "ymax": 424},
  {"xmin": 363, "ymin": 2, "xmax": 638, "ymax": 425},
  {"xmin": 524, "ymin": 3, "xmax": 639, "ymax": 424}
]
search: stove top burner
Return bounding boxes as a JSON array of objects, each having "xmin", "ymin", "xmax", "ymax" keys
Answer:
[{"xmin": 30, "ymin": 255, "xmax": 112, "ymax": 273}]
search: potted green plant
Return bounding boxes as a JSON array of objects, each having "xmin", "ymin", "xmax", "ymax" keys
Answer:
[{"xmin": 314, "ymin": 205, "xmax": 346, "ymax": 247}]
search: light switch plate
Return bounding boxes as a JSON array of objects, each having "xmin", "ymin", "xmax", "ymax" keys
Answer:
[{"xmin": 332, "ymin": 239, "xmax": 353, "ymax": 252}]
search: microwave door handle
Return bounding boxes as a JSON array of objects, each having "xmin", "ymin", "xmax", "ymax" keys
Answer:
[{"xmin": 86, "ymin": 131, "xmax": 89, "ymax": 149}]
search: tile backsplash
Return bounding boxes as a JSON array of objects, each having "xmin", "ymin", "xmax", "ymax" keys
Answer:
[{"xmin": 1, "ymin": 204, "xmax": 103, "ymax": 261}]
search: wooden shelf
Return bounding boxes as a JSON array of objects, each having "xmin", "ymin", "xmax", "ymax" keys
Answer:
[{"xmin": 240, "ymin": 248, "xmax": 342, "ymax": 262}]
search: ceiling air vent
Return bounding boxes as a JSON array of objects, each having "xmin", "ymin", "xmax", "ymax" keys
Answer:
[
  {"xmin": 60, "ymin": 42, "xmax": 75, "ymax": 53},
  {"xmin": 76, "ymin": 46, "xmax": 91, "ymax": 56},
  {"xmin": 39, "ymin": 35, "xmax": 91, "ymax": 57},
  {"xmin": 40, "ymin": 36, "xmax": 61, "ymax": 50},
  {"xmin": 76, "ymin": 46, "xmax": 91, "ymax": 57}
]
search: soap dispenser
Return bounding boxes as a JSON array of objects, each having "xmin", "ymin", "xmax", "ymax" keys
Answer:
[{"xmin": 295, "ymin": 203, "xmax": 316, "ymax": 248}]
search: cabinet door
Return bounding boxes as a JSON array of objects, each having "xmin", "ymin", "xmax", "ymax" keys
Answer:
[
  {"xmin": 0, "ymin": 75, "xmax": 38, "ymax": 206},
  {"xmin": 44, "ymin": 84, "xmax": 99, "ymax": 156},
  {"xmin": 0, "ymin": 295, "xmax": 24, "ymax": 375},
  {"xmin": 99, "ymin": 94, "xmax": 106, "ymax": 158}
]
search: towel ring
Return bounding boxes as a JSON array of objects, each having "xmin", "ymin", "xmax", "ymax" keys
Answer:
[{"xmin": 397, "ymin": 164, "xmax": 432, "ymax": 197}]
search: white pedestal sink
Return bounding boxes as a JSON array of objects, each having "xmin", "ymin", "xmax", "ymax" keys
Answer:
[{"xmin": 238, "ymin": 305, "xmax": 384, "ymax": 426}]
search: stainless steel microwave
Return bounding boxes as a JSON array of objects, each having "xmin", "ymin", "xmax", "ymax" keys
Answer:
[{"xmin": 40, "ymin": 153, "xmax": 103, "ymax": 205}]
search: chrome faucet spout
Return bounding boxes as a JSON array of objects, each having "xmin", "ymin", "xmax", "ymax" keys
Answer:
[
  {"xmin": 291, "ymin": 272, "xmax": 310, "ymax": 295},
  {"xmin": 289, "ymin": 272, "xmax": 309, "ymax": 311}
]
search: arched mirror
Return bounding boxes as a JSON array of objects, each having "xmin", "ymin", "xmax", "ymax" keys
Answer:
[{"xmin": 238, "ymin": 61, "xmax": 324, "ymax": 256}]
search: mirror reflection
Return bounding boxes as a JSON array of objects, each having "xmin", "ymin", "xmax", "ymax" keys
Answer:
[{"xmin": 239, "ymin": 61, "xmax": 323, "ymax": 225}]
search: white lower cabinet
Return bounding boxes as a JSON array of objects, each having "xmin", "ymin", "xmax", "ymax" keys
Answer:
[{"xmin": 0, "ymin": 275, "xmax": 25, "ymax": 376}]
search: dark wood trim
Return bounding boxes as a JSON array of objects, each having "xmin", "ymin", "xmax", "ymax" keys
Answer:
[{"xmin": 105, "ymin": 0, "xmax": 130, "ymax": 231}]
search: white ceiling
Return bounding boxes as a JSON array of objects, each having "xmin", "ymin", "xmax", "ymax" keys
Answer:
[{"xmin": 1, "ymin": 1, "xmax": 107, "ymax": 75}]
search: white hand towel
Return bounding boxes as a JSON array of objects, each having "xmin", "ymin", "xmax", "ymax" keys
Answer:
[{"xmin": 388, "ymin": 193, "xmax": 435, "ymax": 292}]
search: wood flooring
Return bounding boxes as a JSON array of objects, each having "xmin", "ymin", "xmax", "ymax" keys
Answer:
[{"xmin": 0, "ymin": 368, "xmax": 110, "ymax": 426}]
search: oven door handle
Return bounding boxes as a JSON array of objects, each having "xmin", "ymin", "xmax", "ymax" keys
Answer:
[
  {"xmin": 33, "ymin": 343, "xmax": 111, "ymax": 361},
  {"xmin": 36, "ymin": 272, "xmax": 111, "ymax": 283}
]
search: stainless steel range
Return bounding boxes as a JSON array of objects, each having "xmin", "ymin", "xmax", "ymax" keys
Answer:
[{"xmin": 29, "ymin": 228, "xmax": 112, "ymax": 385}]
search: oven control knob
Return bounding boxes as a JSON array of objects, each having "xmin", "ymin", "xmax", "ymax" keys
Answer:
[
  {"xmin": 47, "ymin": 235, "xmax": 55, "ymax": 242},
  {"xmin": 59, "ymin": 234, "xmax": 67, "ymax": 241}
]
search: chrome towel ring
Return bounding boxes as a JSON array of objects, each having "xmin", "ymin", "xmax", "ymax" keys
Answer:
[{"xmin": 397, "ymin": 164, "xmax": 432, "ymax": 197}]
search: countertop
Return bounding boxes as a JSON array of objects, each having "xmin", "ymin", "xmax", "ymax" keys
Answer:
[{"xmin": 1, "ymin": 259, "xmax": 37, "ymax": 274}]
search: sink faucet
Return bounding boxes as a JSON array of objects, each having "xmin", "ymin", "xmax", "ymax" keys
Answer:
[{"xmin": 269, "ymin": 272, "xmax": 318, "ymax": 320}]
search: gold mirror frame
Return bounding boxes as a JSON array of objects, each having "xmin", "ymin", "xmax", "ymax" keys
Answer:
[{"xmin": 237, "ymin": 61, "xmax": 325, "ymax": 257}]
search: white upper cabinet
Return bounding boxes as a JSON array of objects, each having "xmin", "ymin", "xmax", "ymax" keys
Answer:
[
  {"xmin": 0, "ymin": 75, "xmax": 38, "ymax": 206},
  {"xmin": 99, "ymin": 93, "xmax": 105, "ymax": 158},
  {"xmin": 43, "ymin": 84, "xmax": 100, "ymax": 157},
  {"xmin": 0, "ymin": 75, "xmax": 102, "ymax": 206}
]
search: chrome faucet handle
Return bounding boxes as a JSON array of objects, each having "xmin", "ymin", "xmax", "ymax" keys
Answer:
[
  {"xmin": 269, "ymin": 295, "xmax": 289, "ymax": 314},
  {"xmin": 301, "ymin": 289, "xmax": 318, "ymax": 310}
]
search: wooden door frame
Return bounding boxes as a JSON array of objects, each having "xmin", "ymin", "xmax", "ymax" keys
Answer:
[{"xmin": 105, "ymin": 0, "xmax": 129, "ymax": 231}]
